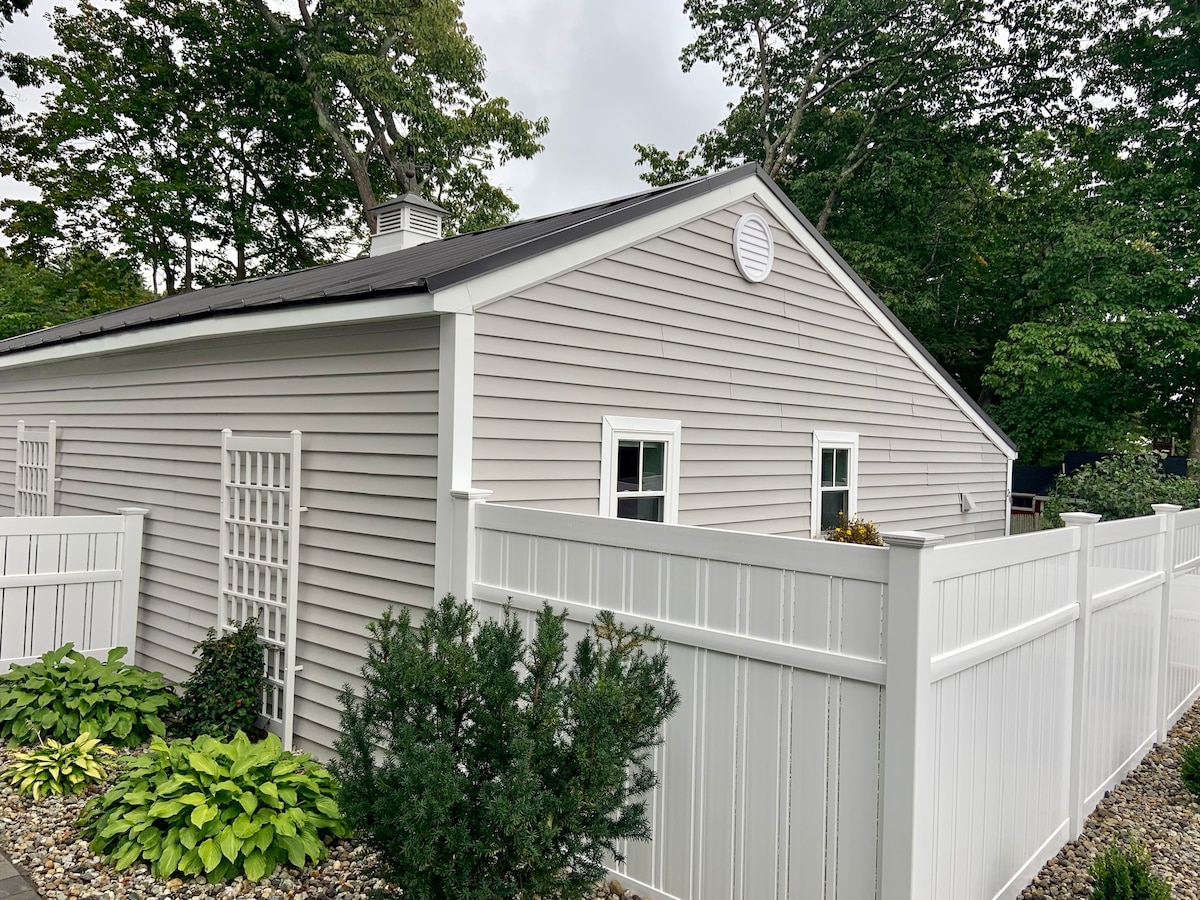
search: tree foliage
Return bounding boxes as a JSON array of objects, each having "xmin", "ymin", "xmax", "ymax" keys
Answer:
[
  {"xmin": 250, "ymin": 0, "xmax": 548, "ymax": 234},
  {"xmin": 2, "ymin": 0, "xmax": 357, "ymax": 295},
  {"xmin": 333, "ymin": 595, "xmax": 680, "ymax": 900},
  {"xmin": 2, "ymin": 0, "xmax": 547, "ymax": 294},
  {"xmin": 0, "ymin": 248, "xmax": 151, "ymax": 341},
  {"xmin": 1042, "ymin": 452, "xmax": 1200, "ymax": 526},
  {"xmin": 640, "ymin": 0, "xmax": 1200, "ymax": 464}
]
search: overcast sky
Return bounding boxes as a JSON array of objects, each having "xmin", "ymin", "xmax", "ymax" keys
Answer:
[{"xmin": 0, "ymin": 1, "xmax": 740, "ymax": 221}]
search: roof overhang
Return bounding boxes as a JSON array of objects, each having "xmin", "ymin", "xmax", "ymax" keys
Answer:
[{"xmin": 0, "ymin": 290, "xmax": 437, "ymax": 373}]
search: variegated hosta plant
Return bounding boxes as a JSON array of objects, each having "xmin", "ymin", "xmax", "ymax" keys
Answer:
[
  {"xmin": 1, "ymin": 732, "xmax": 117, "ymax": 800},
  {"xmin": 78, "ymin": 731, "xmax": 349, "ymax": 883}
]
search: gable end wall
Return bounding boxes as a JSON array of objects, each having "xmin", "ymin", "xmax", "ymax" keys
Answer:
[{"xmin": 472, "ymin": 198, "xmax": 1009, "ymax": 541}]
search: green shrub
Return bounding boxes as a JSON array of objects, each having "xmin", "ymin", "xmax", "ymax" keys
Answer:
[
  {"xmin": 0, "ymin": 644, "xmax": 178, "ymax": 748},
  {"xmin": 1043, "ymin": 452, "xmax": 1200, "ymax": 527},
  {"xmin": 1089, "ymin": 843, "xmax": 1171, "ymax": 899},
  {"xmin": 823, "ymin": 511, "xmax": 885, "ymax": 545},
  {"xmin": 333, "ymin": 594, "xmax": 680, "ymax": 900},
  {"xmin": 172, "ymin": 619, "xmax": 266, "ymax": 741},
  {"xmin": 79, "ymin": 731, "xmax": 349, "ymax": 883},
  {"xmin": 1179, "ymin": 739, "xmax": 1200, "ymax": 799},
  {"xmin": 1, "ymin": 732, "xmax": 116, "ymax": 800}
]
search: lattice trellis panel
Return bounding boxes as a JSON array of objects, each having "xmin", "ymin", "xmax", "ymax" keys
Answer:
[
  {"xmin": 15, "ymin": 420, "xmax": 56, "ymax": 517},
  {"xmin": 218, "ymin": 429, "xmax": 302, "ymax": 748}
]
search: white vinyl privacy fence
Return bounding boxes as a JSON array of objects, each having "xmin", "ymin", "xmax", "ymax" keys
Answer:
[
  {"xmin": 0, "ymin": 508, "xmax": 146, "ymax": 673},
  {"xmin": 460, "ymin": 497, "xmax": 1200, "ymax": 900}
]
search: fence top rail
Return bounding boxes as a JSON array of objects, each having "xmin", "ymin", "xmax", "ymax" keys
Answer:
[
  {"xmin": 0, "ymin": 514, "xmax": 131, "ymax": 537},
  {"xmin": 475, "ymin": 502, "xmax": 890, "ymax": 583},
  {"xmin": 1093, "ymin": 512, "xmax": 1165, "ymax": 546},
  {"xmin": 929, "ymin": 524, "xmax": 1079, "ymax": 582}
]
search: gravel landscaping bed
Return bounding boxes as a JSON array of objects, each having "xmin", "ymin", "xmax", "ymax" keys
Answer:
[
  {"xmin": 0, "ymin": 749, "xmax": 650, "ymax": 900},
  {"xmin": 8, "ymin": 699, "xmax": 1200, "ymax": 900},
  {"xmin": 1020, "ymin": 696, "xmax": 1200, "ymax": 899},
  {"xmin": 0, "ymin": 746, "xmax": 384, "ymax": 900}
]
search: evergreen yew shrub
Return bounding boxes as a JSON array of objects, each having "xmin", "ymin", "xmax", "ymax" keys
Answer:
[{"xmin": 333, "ymin": 595, "xmax": 680, "ymax": 900}]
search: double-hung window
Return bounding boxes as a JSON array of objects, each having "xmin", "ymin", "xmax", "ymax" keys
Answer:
[
  {"xmin": 812, "ymin": 431, "xmax": 859, "ymax": 535},
  {"xmin": 600, "ymin": 416, "xmax": 681, "ymax": 523}
]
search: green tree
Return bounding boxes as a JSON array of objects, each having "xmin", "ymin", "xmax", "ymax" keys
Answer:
[
  {"xmin": 2, "ymin": 0, "xmax": 357, "ymax": 295},
  {"xmin": 0, "ymin": 249, "xmax": 151, "ymax": 340},
  {"xmin": 984, "ymin": 0, "xmax": 1200, "ymax": 463},
  {"xmin": 251, "ymin": 0, "xmax": 548, "ymax": 234},
  {"xmin": 333, "ymin": 595, "xmax": 680, "ymax": 900},
  {"xmin": 1042, "ymin": 452, "xmax": 1199, "ymax": 526}
]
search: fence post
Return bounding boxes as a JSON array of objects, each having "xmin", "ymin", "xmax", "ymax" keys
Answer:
[
  {"xmin": 115, "ymin": 507, "xmax": 149, "ymax": 664},
  {"xmin": 1153, "ymin": 504, "xmax": 1182, "ymax": 739},
  {"xmin": 879, "ymin": 530, "xmax": 944, "ymax": 900},
  {"xmin": 1062, "ymin": 511, "xmax": 1101, "ymax": 836},
  {"xmin": 449, "ymin": 489, "xmax": 492, "ymax": 603}
]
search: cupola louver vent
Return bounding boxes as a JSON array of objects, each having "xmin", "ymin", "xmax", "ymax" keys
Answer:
[{"xmin": 369, "ymin": 192, "xmax": 450, "ymax": 256}]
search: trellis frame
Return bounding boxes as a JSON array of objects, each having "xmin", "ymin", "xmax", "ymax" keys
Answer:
[
  {"xmin": 218, "ymin": 429, "xmax": 302, "ymax": 748},
  {"xmin": 15, "ymin": 420, "xmax": 57, "ymax": 517}
]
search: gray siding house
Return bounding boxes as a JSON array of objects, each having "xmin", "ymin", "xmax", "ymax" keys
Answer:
[{"xmin": 0, "ymin": 164, "xmax": 1016, "ymax": 755}]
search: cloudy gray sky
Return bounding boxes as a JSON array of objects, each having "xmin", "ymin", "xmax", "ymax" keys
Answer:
[{"xmin": 0, "ymin": 1, "xmax": 739, "ymax": 220}]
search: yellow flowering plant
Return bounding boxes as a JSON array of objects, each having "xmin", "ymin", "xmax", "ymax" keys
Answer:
[{"xmin": 823, "ymin": 511, "xmax": 884, "ymax": 546}]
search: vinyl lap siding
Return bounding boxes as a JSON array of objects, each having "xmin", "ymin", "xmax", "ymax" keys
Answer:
[
  {"xmin": 0, "ymin": 320, "xmax": 439, "ymax": 756},
  {"xmin": 473, "ymin": 200, "xmax": 1008, "ymax": 541}
]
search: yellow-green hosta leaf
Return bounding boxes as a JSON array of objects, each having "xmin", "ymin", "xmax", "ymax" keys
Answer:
[
  {"xmin": 190, "ymin": 804, "xmax": 218, "ymax": 830},
  {"xmin": 187, "ymin": 753, "xmax": 221, "ymax": 779},
  {"xmin": 217, "ymin": 825, "xmax": 241, "ymax": 863},
  {"xmin": 242, "ymin": 849, "xmax": 268, "ymax": 882},
  {"xmin": 198, "ymin": 838, "xmax": 222, "ymax": 874}
]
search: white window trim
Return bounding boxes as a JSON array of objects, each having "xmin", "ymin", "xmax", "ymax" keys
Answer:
[
  {"xmin": 812, "ymin": 430, "xmax": 859, "ymax": 537},
  {"xmin": 600, "ymin": 416, "xmax": 682, "ymax": 524}
]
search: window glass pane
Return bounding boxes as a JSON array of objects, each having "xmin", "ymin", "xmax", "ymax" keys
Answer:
[
  {"xmin": 641, "ymin": 441, "xmax": 665, "ymax": 491},
  {"xmin": 617, "ymin": 496, "xmax": 664, "ymax": 522},
  {"xmin": 617, "ymin": 440, "xmax": 640, "ymax": 492},
  {"xmin": 821, "ymin": 448, "xmax": 837, "ymax": 487},
  {"xmin": 822, "ymin": 446, "xmax": 849, "ymax": 487},
  {"xmin": 820, "ymin": 489, "xmax": 848, "ymax": 530}
]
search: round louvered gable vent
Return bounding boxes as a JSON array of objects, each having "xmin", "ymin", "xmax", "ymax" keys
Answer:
[{"xmin": 733, "ymin": 213, "xmax": 775, "ymax": 282}]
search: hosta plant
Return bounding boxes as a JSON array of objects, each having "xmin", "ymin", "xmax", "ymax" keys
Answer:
[
  {"xmin": 79, "ymin": 731, "xmax": 349, "ymax": 883},
  {"xmin": 0, "ymin": 644, "xmax": 178, "ymax": 748},
  {"xmin": 1, "ymin": 732, "xmax": 117, "ymax": 800}
]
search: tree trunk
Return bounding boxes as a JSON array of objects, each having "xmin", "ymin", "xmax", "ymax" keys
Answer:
[{"xmin": 1190, "ymin": 393, "xmax": 1200, "ymax": 469}]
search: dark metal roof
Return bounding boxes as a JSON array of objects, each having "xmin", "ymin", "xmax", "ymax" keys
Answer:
[
  {"xmin": 0, "ymin": 165, "xmax": 755, "ymax": 355},
  {"xmin": 0, "ymin": 161, "xmax": 1015, "ymax": 453}
]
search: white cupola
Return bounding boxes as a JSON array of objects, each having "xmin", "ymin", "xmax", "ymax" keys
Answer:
[{"xmin": 369, "ymin": 193, "xmax": 450, "ymax": 256}]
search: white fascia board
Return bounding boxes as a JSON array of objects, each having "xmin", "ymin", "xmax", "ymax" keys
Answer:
[
  {"xmin": 429, "ymin": 179, "xmax": 755, "ymax": 315},
  {"xmin": 0, "ymin": 292, "xmax": 437, "ymax": 373},
  {"xmin": 749, "ymin": 189, "xmax": 1019, "ymax": 463}
]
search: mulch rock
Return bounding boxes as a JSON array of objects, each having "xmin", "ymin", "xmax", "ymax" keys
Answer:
[{"xmin": 1020, "ymin": 697, "xmax": 1200, "ymax": 899}]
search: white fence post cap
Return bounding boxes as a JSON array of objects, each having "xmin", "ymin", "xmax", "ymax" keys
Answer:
[
  {"xmin": 1152, "ymin": 504, "xmax": 1183, "ymax": 514},
  {"xmin": 116, "ymin": 507, "xmax": 150, "ymax": 516},
  {"xmin": 1061, "ymin": 512, "xmax": 1102, "ymax": 526},
  {"xmin": 881, "ymin": 530, "xmax": 945, "ymax": 549}
]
